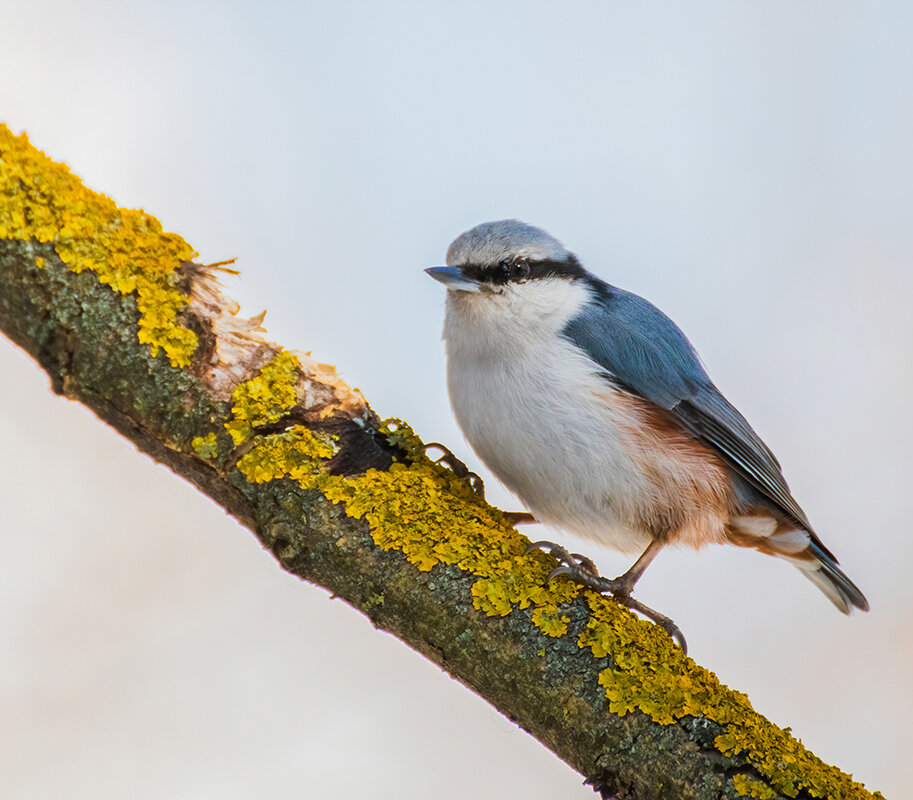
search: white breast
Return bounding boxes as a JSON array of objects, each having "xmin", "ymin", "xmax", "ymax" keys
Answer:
[{"xmin": 442, "ymin": 278, "xmax": 655, "ymax": 554}]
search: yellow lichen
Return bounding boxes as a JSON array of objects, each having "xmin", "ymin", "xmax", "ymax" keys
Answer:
[
  {"xmin": 224, "ymin": 350, "xmax": 301, "ymax": 445},
  {"xmin": 0, "ymin": 125, "xmax": 198, "ymax": 366},
  {"xmin": 573, "ymin": 590, "xmax": 868, "ymax": 798},
  {"xmin": 315, "ymin": 421, "xmax": 875, "ymax": 800},
  {"xmin": 319, "ymin": 457, "xmax": 580, "ymax": 625},
  {"xmin": 223, "ymin": 410, "xmax": 874, "ymax": 798},
  {"xmin": 191, "ymin": 432, "xmax": 220, "ymax": 460},
  {"xmin": 530, "ymin": 605, "xmax": 570, "ymax": 637},
  {"xmin": 238, "ymin": 412, "xmax": 581, "ymax": 635},
  {"xmin": 213, "ymin": 355, "xmax": 875, "ymax": 798},
  {"xmin": 34, "ymin": 256, "xmax": 45, "ymax": 268},
  {"xmin": 237, "ymin": 425, "xmax": 335, "ymax": 487},
  {"xmin": 223, "ymin": 351, "xmax": 336, "ymax": 488},
  {"xmin": 732, "ymin": 774, "xmax": 777, "ymax": 799}
]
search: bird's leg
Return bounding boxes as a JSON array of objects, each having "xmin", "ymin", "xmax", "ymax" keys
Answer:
[
  {"xmin": 526, "ymin": 539, "xmax": 687, "ymax": 653},
  {"xmin": 609, "ymin": 539, "xmax": 664, "ymax": 598}
]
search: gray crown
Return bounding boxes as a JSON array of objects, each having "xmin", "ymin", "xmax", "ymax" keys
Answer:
[{"xmin": 446, "ymin": 219, "xmax": 572, "ymax": 267}]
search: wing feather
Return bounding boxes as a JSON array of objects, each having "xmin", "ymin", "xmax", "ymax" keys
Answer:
[{"xmin": 563, "ymin": 279, "xmax": 821, "ymax": 541}]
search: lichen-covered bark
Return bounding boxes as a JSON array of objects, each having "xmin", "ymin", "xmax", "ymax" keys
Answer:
[
  {"xmin": 0, "ymin": 239, "xmax": 724, "ymax": 799},
  {"xmin": 0, "ymin": 125, "xmax": 879, "ymax": 800}
]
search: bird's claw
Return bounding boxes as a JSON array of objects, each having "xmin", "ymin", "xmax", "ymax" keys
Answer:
[
  {"xmin": 421, "ymin": 446, "xmax": 535, "ymax": 521},
  {"xmin": 617, "ymin": 596, "xmax": 689, "ymax": 654},
  {"xmin": 570, "ymin": 552, "xmax": 599, "ymax": 575},
  {"xmin": 526, "ymin": 539, "xmax": 572, "ymax": 559},
  {"xmin": 526, "ymin": 539, "xmax": 688, "ymax": 654},
  {"xmin": 422, "ymin": 443, "xmax": 485, "ymax": 496},
  {"xmin": 528, "ymin": 540, "xmax": 619, "ymax": 591}
]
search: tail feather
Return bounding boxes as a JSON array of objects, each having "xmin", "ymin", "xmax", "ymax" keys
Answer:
[
  {"xmin": 791, "ymin": 548, "xmax": 869, "ymax": 614},
  {"xmin": 729, "ymin": 517, "xmax": 869, "ymax": 613}
]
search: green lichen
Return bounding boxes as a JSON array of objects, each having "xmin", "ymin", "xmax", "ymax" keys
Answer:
[
  {"xmin": 732, "ymin": 774, "xmax": 777, "ymax": 799},
  {"xmin": 224, "ymin": 350, "xmax": 301, "ymax": 445},
  {"xmin": 0, "ymin": 124, "xmax": 199, "ymax": 366}
]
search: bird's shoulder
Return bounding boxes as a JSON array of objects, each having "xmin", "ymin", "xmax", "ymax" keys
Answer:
[{"xmin": 561, "ymin": 274, "xmax": 711, "ymax": 408}]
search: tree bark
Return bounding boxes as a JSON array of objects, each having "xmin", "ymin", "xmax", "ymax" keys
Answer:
[{"xmin": 0, "ymin": 125, "xmax": 879, "ymax": 800}]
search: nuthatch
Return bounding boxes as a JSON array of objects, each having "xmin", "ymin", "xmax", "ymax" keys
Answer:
[{"xmin": 427, "ymin": 220, "xmax": 867, "ymax": 651}]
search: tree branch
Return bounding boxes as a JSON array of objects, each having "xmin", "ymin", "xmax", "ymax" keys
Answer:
[{"xmin": 0, "ymin": 125, "xmax": 879, "ymax": 800}]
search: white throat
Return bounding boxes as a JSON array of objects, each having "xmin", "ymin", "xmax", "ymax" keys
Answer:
[{"xmin": 442, "ymin": 277, "xmax": 591, "ymax": 364}]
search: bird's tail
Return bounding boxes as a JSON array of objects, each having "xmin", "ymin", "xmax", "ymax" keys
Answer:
[
  {"xmin": 788, "ymin": 544, "xmax": 869, "ymax": 614},
  {"xmin": 729, "ymin": 520, "xmax": 869, "ymax": 614}
]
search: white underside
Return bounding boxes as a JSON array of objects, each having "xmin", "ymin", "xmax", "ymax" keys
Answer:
[
  {"xmin": 443, "ymin": 280, "xmax": 662, "ymax": 554},
  {"xmin": 450, "ymin": 353, "xmax": 656, "ymax": 553}
]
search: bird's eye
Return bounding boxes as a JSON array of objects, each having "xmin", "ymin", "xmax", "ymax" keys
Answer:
[{"xmin": 511, "ymin": 260, "xmax": 530, "ymax": 281}]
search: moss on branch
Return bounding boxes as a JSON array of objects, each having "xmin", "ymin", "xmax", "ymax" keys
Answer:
[{"xmin": 0, "ymin": 124, "xmax": 880, "ymax": 800}]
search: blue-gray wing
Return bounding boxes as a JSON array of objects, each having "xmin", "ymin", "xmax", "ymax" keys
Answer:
[{"xmin": 562, "ymin": 281, "xmax": 815, "ymax": 534}]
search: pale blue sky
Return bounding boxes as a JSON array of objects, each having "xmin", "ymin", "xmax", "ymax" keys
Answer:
[{"xmin": 2, "ymin": 2, "xmax": 911, "ymax": 797}]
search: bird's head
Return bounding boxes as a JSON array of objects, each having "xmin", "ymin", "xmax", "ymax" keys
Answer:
[{"xmin": 426, "ymin": 220, "xmax": 591, "ymax": 339}]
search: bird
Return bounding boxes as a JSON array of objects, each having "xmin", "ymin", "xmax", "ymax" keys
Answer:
[{"xmin": 426, "ymin": 219, "xmax": 868, "ymax": 652}]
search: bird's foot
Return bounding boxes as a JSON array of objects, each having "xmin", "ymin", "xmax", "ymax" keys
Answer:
[
  {"xmin": 422, "ymin": 443, "xmax": 485, "ymax": 496},
  {"xmin": 421, "ymin": 445, "xmax": 535, "ymax": 524},
  {"xmin": 614, "ymin": 595, "xmax": 688, "ymax": 655},
  {"xmin": 525, "ymin": 540, "xmax": 688, "ymax": 654}
]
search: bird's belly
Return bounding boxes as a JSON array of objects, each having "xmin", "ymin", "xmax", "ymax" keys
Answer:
[
  {"xmin": 447, "ymin": 341, "xmax": 734, "ymax": 554},
  {"xmin": 447, "ymin": 346, "xmax": 656, "ymax": 553}
]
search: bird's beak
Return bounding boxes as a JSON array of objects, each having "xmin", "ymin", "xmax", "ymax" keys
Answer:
[{"xmin": 425, "ymin": 266, "xmax": 481, "ymax": 293}]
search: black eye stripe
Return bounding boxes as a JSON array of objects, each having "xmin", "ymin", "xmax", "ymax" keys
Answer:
[
  {"xmin": 462, "ymin": 255, "xmax": 585, "ymax": 285},
  {"xmin": 512, "ymin": 261, "xmax": 530, "ymax": 279}
]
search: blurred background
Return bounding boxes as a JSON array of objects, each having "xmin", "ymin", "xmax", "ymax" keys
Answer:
[{"xmin": 1, "ymin": 1, "xmax": 911, "ymax": 797}]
